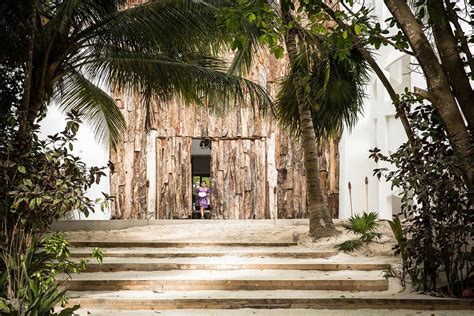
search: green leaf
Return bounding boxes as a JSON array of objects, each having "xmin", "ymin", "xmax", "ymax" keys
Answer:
[
  {"xmin": 247, "ymin": 13, "xmax": 256, "ymax": 22},
  {"xmin": 0, "ymin": 298, "xmax": 10, "ymax": 313},
  {"xmin": 342, "ymin": 30, "xmax": 348, "ymax": 39},
  {"xmin": 17, "ymin": 165, "xmax": 26, "ymax": 174},
  {"xmin": 58, "ymin": 304, "xmax": 80, "ymax": 315},
  {"xmin": 354, "ymin": 24, "xmax": 361, "ymax": 35}
]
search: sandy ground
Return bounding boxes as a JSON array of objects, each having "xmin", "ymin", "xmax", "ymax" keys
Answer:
[
  {"xmin": 64, "ymin": 219, "xmax": 406, "ymax": 287},
  {"xmin": 63, "ymin": 219, "xmax": 398, "ymax": 259}
]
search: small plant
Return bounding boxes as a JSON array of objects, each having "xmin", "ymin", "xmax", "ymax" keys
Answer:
[
  {"xmin": 1, "ymin": 233, "xmax": 103, "ymax": 315},
  {"xmin": 387, "ymin": 216, "xmax": 417, "ymax": 287},
  {"xmin": 336, "ymin": 211, "xmax": 382, "ymax": 252}
]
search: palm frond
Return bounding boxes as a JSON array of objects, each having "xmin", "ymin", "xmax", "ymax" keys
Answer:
[
  {"xmin": 83, "ymin": 49, "xmax": 272, "ymax": 129},
  {"xmin": 275, "ymin": 46, "xmax": 370, "ymax": 139},
  {"xmin": 76, "ymin": 0, "xmax": 227, "ymax": 58},
  {"xmin": 336, "ymin": 239, "xmax": 363, "ymax": 252},
  {"xmin": 54, "ymin": 70, "xmax": 126, "ymax": 148},
  {"xmin": 228, "ymin": 22, "xmax": 263, "ymax": 75},
  {"xmin": 342, "ymin": 211, "xmax": 381, "ymax": 238}
]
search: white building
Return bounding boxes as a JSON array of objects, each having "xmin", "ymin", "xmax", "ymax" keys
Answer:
[{"xmin": 339, "ymin": 4, "xmax": 426, "ymax": 220}]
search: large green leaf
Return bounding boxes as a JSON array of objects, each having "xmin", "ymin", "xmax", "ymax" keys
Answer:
[{"xmin": 55, "ymin": 70, "xmax": 126, "ymax": 149}]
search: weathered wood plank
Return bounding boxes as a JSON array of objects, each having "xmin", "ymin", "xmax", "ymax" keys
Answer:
[{"xmin": 109, "ymin": 48, "xmax": 340, "ymax": 220}]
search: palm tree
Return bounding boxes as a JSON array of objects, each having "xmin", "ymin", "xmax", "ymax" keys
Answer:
[
  {"xmin": 0, "ymin": 0, "xmax": 271, "ymax": 149},
  {"xmin": 226, "ymin": 0, "xmax": 369, "ymax": 238}
]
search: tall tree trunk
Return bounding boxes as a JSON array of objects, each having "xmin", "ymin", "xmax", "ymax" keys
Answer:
[
  {"xmin": 428, "ymin": 0, "xmax": 474, "ymax": 129},
  {"xmin": 444, "ymin": 0, "xmax": 474, "ymax": 75},
  {"xmin": 299, "ymin": 100, "xmax": 336, "ymax": 238},
  {"xmin": 384, "ymin": 0, "xmax": 472, "ymax": 185},
  {"xmin": 280, "ymin": 0, "xmax": 336, "ymax": 239},
  {"xmin": 17, "ymin": 0, "xmax": 37, "ymax": 150}
]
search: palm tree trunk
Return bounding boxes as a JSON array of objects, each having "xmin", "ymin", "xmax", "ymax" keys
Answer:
[
  {"xmin": 17, "ymin": 0, "xmax": 37, "ymax": 150},
  {"xmin": 299, "ymin": 98, "xmax": 337, "ymax": 238},
  {"xmin": 280, "ymin": 0, "xmax": 337, "ymax": 239}
]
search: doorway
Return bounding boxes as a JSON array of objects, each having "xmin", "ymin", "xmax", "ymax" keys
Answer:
[{"xmin": 191, "ymin": 139, "xmax": 212, "ymax": 218}]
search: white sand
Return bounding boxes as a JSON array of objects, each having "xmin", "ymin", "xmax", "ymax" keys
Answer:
[{"xmin": 64, "ymin": 220, "xmax": 398, "ymax": 260}]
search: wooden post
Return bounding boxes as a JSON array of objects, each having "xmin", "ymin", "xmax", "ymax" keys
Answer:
[
  {"xmin": 365, "ymin": 176, "xmax": 369, "ymax": 212},
  {"xmin": 348, "ymin": 181, "xmax": 353, "ymax": 216}
]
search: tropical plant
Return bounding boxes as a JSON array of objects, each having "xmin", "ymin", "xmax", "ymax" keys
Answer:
[
  {"xmin": 336, "ymin": 211, "xmax": 382, "ymax": 252},
  {"xmin": 387, "ymin": 216, "xmax": 416, "ymax": 287},
  {"xmin": 312, "ymin": 0, "xmax": 473, "ymax": 188},
  {"xmin": 1, "ymin": 0, "xmax": 271, "ymax": 151},
  {"xmin": 370, "ymin": 102, "xmax": 473, "ymax": 297},
  {"xmin": 0, "ymin": 109, "xmax": 108, "ymax": 310},
  {"xmin": 1, "ymin": 0, "xmax": 272, "ymax": 311},
  {"xmin": 218, "ymin": 0, "xmax": 370, "ymax": 238},
  {"xmin": 0, "ymin": 233, "xmax": 102, "ymax": 315}
]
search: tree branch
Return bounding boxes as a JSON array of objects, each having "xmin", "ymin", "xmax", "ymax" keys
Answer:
[
  {"xmin": 384, "ymin": 0, "xmax": 472, "ymax": 185},
  {"xmin": 444, "ymin": 0, "xmax": 474, "ymax": 73},
  {"xmin": 339, "ymin": 0, "xmax": 415, "ymax": 56},
  {"xmin": 320, "ymin": 1, "xmax": 415, "ymax": 145},
  {"xmin": 414, "ymin": 86, "xmax": 433, "ymax": 102},
  {"xmin": 428, "ymin": 0, "xmax": 474, "ymax": 129}
]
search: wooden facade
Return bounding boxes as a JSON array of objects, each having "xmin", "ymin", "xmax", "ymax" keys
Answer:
[{"xmin": 109, "ymin": 51, "xmax": 340, "ymax": 220}]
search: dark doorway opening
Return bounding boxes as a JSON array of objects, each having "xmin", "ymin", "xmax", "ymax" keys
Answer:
[{"xmin": 191, "ymin": 139, "xmax": 212, "ymax": 219}]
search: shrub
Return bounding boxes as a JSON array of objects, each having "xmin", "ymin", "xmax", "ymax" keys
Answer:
[
  {"xmin": 370, "ymin": 102, "xmax": 473, "ymax": 297},
  {"xmin": 336, "ymin": 211, "xmax": 382, "ymax": 252},
  {"xmin": 0, "ymin": 109, "xmax": 110, "ymax": 313},
  {"xmin": 0, "ymin": 233, "xmax": 102, "ymax": 315}
]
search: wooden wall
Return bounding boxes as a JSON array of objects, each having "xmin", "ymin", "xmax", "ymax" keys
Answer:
[
  {"xmin": 210, "ymin": 138, "xmax": 268, "ymax": 219},
  {"xmin": 109, "ymin": 50, "xmax": 339, "ymax": 219}
]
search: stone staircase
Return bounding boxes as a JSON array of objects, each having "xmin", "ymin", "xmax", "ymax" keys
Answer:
[{"xmin": 63, "ymin": 240, "xmax": 473, "ymax": 314}]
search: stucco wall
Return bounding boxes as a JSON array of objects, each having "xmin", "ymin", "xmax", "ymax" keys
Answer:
[{"xmin": 338, "ymin": 3, "xmax": 426, "ymax": 219}]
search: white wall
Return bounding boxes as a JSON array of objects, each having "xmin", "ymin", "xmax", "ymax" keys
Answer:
[
  {"xmin": 39, "ymin": 106, "xmax": 111, "ymax": 220},
  {"xmin": 338, "ymin": 4, "xmax": 427, "ymax": 219}
]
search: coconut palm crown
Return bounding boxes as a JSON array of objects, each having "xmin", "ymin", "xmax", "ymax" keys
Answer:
[{"xmin": 0, "ymin": 0, "xmax": 272, "ymax": 148}]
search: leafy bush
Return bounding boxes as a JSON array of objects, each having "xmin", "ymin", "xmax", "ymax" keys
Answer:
[
  {"xmin": 1, "ymin": 233, "xmax": 102, "ymax": 315},
  {"xmin": 1, "ymin": 109, "xmax": 110, "ymax": 313},
  {"xmin": 336, "ymin": 211, "xmax": 382, "ymax": 252},
  {"xmin": 370, "ymin": 102, "xmax": 473, "ymax": 297}
]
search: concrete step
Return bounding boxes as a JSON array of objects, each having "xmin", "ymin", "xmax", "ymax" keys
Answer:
[
  {"xmin": 71, "ymin": 309, "xmax": 474, "ymax": 316},
  {"xmin": 61, "ymin": 270, "xmax": 388, "ymax": 292},
  {"xmin": 69, "ymin": 241, "xmax": 298, "ymax": 248},
  {"xmin": 66, "ymin": 290, "xmax": 474, "ymax": 311},
  {"xmin": 83, "ymin": 262, "xmax": 391, "ymax": 272},
  {"xmin": 71, "ymin": 247, "xmax": 337, "ymax": 259}
]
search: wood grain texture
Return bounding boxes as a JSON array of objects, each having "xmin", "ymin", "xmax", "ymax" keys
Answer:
[{"xmin": 110, "ymin": 51, "xmax": 340, "ymax": 219}]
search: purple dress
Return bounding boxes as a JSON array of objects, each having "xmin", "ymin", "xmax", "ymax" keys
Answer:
[{"xmin": 196, "ymin": 187, "xmax": 210, "ymax": 208}]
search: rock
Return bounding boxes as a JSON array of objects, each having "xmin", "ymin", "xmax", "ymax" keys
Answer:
[{"xmin": 292, "ymin": 231, "xmax": 300, "ymax": 242}]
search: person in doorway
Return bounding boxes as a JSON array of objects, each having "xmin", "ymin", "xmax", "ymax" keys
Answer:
[{"xmin": 196, "ymin": 181, "xmax": 211, "ymax": 219}]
